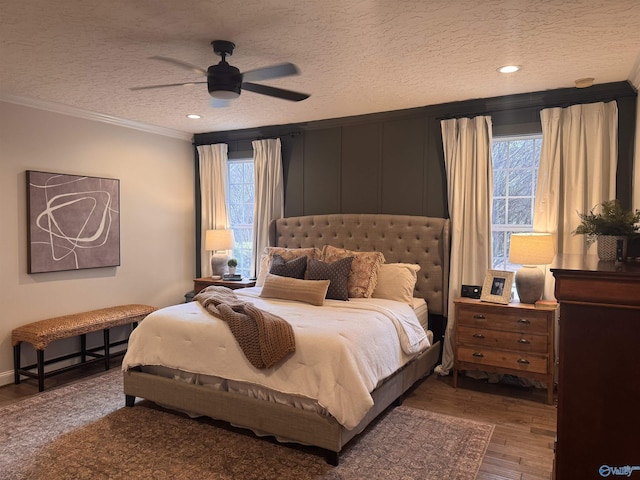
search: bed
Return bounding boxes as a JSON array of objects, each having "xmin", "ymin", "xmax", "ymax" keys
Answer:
[{"xmin": 122, "ymin": 213, "xmax": 450, "ymax": 465}]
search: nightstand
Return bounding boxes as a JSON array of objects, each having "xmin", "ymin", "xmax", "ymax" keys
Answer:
[
  {"xmin": 452, "ymin": 297, "xmax": 556, "ymax": 404},
  {"xmin": 193, "ymin": 277, "xmax": 256, "ymax": 295}
]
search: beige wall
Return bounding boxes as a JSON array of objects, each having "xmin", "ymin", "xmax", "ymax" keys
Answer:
[
  {"xmin": 631, "ymin": 58, "xmax": 640, "ymax": 211},
  {"xmin": 631, "ymin": 59, "xmax": 640, "ymax": 211},
  {"xmin": 0, "ymin": 101, "xmax": 195, "ymax": 384}
]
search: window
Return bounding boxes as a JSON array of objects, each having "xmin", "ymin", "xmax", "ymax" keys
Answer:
[
  {"xmin": 491, "ymin": 135, "xmax": 542, "ymax": 271},
  {"xmin": 227, "ymin": 158, "xmax": 254, "ymax": 278}
]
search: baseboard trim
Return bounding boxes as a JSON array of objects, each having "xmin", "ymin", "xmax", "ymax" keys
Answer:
[{"xmin": 0, "ymin": 369, "xmax": 14, "ymax": 387}]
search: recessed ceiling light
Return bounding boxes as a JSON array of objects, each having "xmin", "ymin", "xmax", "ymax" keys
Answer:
[
  {"xmin": 186, "ymin": 114, "xmax": 201, "ymax": 119},
  {"xmin": 497, "ymin": 65, "xmax": 521, "ymax": 74}
]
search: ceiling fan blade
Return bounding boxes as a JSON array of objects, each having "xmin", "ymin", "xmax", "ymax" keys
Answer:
[
  {"xmin": 149, "ymin": 56, "xmax": 207, "ymax": 76},
  {"xmin": 130, "ymin": 81, "xmax": 206, "ymax": 91},
  {"xmin": 242, "ymin": 82, "xmax": 310, "ymax": 102},
  {"xmin": 242, "ymin": 63, "xmax": 300, "ymax": 82}
]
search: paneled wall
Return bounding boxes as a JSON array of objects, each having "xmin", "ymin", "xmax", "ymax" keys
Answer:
[
  {"xmin": 193, "ymin": 81, "xmax": 637, "ymax": 274},
  {"xmin": 196, "ymin": 81, "xmax": 636, "ymax": 215},
  {"xmin": 195, "ymin": 108, "xmax": 451, "ymax": 221}
]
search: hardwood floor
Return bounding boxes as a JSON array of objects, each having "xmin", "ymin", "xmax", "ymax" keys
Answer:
[
  {"xmin": 405, "ymin": 374, "xmax": 556, "ymax": 480},
  {"xmin": 0, "ymin": 357, "xmax": 124, "ymax": 407},
  {"xmin": 0, "ymin": 363, "xmax": 556, "ymax": 479}
]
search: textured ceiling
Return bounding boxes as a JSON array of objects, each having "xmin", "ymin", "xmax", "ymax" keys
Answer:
[{"xmin": 1, "ymin": 0, "xmax": 640, "ymax": 138}]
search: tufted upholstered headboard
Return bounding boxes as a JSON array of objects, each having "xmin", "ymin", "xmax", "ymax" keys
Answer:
[{"xmin": 268, "ymin": 214, "xmax": 450, "ymax": 317}]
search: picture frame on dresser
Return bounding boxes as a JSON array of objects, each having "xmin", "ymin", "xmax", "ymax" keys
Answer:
[{"xmin": 480, "ymin": 269, "xmax": 513, "ymax": 304}]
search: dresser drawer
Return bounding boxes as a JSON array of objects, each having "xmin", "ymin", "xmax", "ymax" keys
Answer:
[
  {"xmin": 456, "ymin": 325, "xmax": 548, "ymax": 353},
  {"xmin": 457, "ymin": 305, "xmax": 549, "ymax": 334},
  {"xmin": 457, "ymin": 346, "xmax": 548, "ymax": 374}
]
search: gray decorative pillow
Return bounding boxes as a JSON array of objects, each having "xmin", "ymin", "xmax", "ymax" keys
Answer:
[
  {"xmin": 306, "ymin": 257, "xmax": 354, "ymax": 301},
  {"xmin": 255, "ymin": 247, "xmax": 322, "ymax": 287},
  {"xmin": 269, "ymin": 254, "xmax": 307, "ymax": 279}
]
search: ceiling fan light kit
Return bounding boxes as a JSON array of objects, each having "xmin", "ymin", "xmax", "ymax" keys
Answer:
[
  {"xmin": 208, "ymin": 40, "xmax": 241, "ymax": 99},
  {"xmin": 132, "ymin": 39, "xmax": 309, "ymax": 105}
]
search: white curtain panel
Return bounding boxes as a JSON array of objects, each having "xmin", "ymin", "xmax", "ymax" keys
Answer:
[
  {"xmin": 534, "ymin": 101, "xmax": 618, "ymax": 300},
  {"xmin": 252, "ymin": 138, "xmax": 284, "ymax": 279},
  {"xmin": 197, "ymin": 143, "xmax": 230, "ymax": 277},
  {"xmin": 533, "ymin": 102, "xmax": 618, "ymax": 378},
  {"xmin": 533, "ymin": 101, "xmax": 617, "ymax": 384},
  {"xmin": 436, "ymin": 116, "xmax": 494, "ymax": 375}
]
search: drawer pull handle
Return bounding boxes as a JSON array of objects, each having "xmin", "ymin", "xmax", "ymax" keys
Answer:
[
  {"xmin": 472, "ymin": 333, "xmax": 485, "ymax": 339},
  {"xmin": 517, "ymin": 318, "xmax": 531, "ymax": 324},
  {"xmin": 517, "ymin": 358, "xmax": 530, "ymax": 365},
  {"xmin": 472, "ymin": 352, "xmax": 484, "ymax": 358},
  {"xmin": 473, "ymin": 314, "xmax": 486, "ymax": 320},
  {"xmin": 518, "ymin": 338, "xmax": 530, "ymax": 344}
]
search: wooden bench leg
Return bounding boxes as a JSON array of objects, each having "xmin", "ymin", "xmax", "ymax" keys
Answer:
[
  {"xmin": 13, "ymin": 343, "xmax": 21, "ymax": 384},
  {"xmin": 37, "ymin": 349, "xmax": 45, "ymax": 392},
  {"xmin": 103, "ymin": 328, "xmax": 110, "ymax": 370}
]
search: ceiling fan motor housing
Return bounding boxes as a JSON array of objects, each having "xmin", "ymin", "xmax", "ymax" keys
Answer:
[{"xmin": 207, "ymin": 62, "xmax": 242, "ymax": 99}]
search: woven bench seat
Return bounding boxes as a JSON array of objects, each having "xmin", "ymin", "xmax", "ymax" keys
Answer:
[{"xmin": 13, "ymin": 304, "xmax": 155, "ymax": 391}]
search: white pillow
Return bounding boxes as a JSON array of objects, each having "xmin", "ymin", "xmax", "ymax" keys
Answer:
[{"xmin": 372, "ymin": 263, "xmax": 421, "ymax": 304}]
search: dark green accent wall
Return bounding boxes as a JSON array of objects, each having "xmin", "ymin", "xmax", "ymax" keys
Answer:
[
  {"xmin": 193, "ymin": 81, "xmax": 637, "ymax": 275},
  {"xmin": 195, "ymin": 81, "xmax": 636, "ymax": 218}
]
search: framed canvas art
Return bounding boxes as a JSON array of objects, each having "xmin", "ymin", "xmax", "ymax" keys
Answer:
[{"xmin": 27, "ymin": 170, "xmax": 120, "ymax": 273}]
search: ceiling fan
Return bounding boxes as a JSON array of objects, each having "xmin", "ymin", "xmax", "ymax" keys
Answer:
[{"xmin": 131, "ymin": 40, "xmax": 310, "ymax": 106}]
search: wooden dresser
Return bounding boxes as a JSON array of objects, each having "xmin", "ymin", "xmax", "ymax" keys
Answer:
[
  {"xmin": 552, "ymin": 255, "xmax": 640, "ymax": 480},
  {"xmin": 452, "ymin": 297, "xmax": 555, "ymax": 404}
]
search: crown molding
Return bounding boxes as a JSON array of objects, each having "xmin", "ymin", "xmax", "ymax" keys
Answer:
[{"xmin": 0, "ymin": 93, "xmax": 193, "ymax": 141}]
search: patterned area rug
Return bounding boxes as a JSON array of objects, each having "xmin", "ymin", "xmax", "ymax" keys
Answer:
[{"xmin": 0, "ymin": 371, "xmax": 493, "ymax": 479}]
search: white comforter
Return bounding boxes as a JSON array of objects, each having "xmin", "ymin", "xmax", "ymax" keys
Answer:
[{"xmin": 122, "ymin": 287, "xmax": 429, "ymax": 429}]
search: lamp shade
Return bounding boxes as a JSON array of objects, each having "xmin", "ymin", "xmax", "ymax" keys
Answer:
[
  {"xmin": 205, "ymin": 229, "xmax": 234, "ymax": 252},
  {"xmin": 509, "ymin": 233, "xmax": 555, "ymax": 265}
]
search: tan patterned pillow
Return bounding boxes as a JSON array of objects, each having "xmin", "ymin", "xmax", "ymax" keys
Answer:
[
  {"xmin": 256, "ymin": 247, "xmax": 322, "ymax": 287},
  {"xmin": 259, "ymin": 274, "xmax": 330, "ymax": 306},
  {"xmin": 322, "ymin": 245, "xmax": 385, "ymax": 298}
]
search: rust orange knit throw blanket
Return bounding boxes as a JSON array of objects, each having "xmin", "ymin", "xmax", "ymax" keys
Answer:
[{"xmin": 194, "ymin": 286, "xmax": 295, "ymax": 368}]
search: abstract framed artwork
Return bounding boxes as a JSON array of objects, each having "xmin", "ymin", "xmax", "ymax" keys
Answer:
[{"xmin": 27, "ymin": 170, "xmax": 120, "ymax": 273}]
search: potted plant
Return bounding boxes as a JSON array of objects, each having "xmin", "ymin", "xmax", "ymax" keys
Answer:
[
  {"xmin": 227, "ymin": 258, "xmax": 238, "ymax": 275},
  {"xmin": 573, "ymin": 199, "xmax": 640, "ymax": 260}
]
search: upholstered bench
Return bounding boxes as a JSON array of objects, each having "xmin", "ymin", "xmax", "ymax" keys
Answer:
[{"xmin": 12, "ymin": 304, "xmax": 156, "ymax": 391}]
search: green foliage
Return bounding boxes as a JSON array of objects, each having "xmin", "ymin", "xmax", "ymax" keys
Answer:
[
  {"xmin": 227, "ymin": 258, "xmax": 238, "ymax": 268},
  {"xmin": 573, "ymin": 200, "xmax": 640, "ymax": 237}
]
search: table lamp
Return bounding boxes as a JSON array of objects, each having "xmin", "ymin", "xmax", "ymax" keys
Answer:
[
  {"xmin": 205, "ymin": 229, "xmax": 234, "ymax": 278},
  {"xmin": 508, "ymin": 233, "xmax": 555, "ymax": 304}
]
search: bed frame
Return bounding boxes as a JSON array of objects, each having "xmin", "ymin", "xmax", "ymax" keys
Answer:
[{"xmin": 124, "ymin": 214, "xmax": 450, "ymax": 465}]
